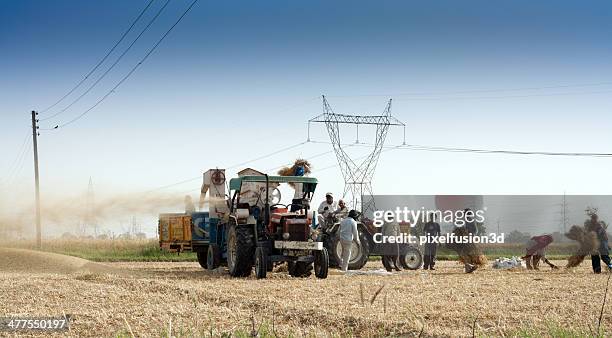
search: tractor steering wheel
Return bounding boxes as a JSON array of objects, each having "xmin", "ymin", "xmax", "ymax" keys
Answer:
[{"xmin": 286, "ymin": 203, "xmax": 305, "ymax": 212}]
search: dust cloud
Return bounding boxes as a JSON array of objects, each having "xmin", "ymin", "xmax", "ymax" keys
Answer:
[{"xmin": 0, "ymin": 190, "xmax": 200, "ymax": 237}]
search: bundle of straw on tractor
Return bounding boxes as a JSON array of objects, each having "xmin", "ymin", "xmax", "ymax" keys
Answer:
[{"xmin": 277, "ymin": 159, "xmax": 312, "ymax": 187}]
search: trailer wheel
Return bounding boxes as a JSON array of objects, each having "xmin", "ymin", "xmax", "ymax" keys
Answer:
[
  {"xmin": 399, "ymin": 246, "xmax": 423, "ymax": 270},
  {"xmin": 207, "ymin": 244, "xmax": 220, "ymax": 270},
  {"xmin": 254, "ymin": 247, "xmax": 267, "ymax": 279},
  {"xmin": 227, "ymin": 223, "xmax": 254, "ymax": 277},
  {"xmin": 288, "ymin": 261, "xmax": 313, "ymax": 278},
  {"xmin": 314, "ymin": 248, "xmax": 329, "ymax": 279},
  {"xmin": 196, "ymin": 250, "xmax": 208, "ymax": 269},
  {"xmin": 329, "ymin": 231, "xmax": 370, "ymax": 270}
]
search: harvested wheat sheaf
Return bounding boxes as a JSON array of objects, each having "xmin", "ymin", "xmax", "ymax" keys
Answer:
[
  {"xmin": 565, "ymin": 225, "xmax": 599, "ymax": 268},
  {"xmin": 447, "ymin": 227, "xmax": 487, "ymax": 267}
]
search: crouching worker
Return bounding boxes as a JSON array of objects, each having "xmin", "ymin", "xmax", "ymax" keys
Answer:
[
  {"xmin": 339, "ymin": 210, "xmax": 360, "ymax": 272},
  {"xmin": 522, "ymin": 234, "xmax": 558, "ymax": 270}
]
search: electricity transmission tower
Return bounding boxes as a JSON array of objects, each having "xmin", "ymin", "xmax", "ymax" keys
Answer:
[
  {"xmin": 308, "ymin": 95, "xmax": 405, "ymax": 214},
  {"xmin": 558, "ymin": 193, "xmax": 569, "ymax": 234}
]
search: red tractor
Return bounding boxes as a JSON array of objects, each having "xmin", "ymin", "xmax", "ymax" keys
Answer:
[{"xmin": 215, "ymin": 174, "xmax": 329, "ymax": 279}]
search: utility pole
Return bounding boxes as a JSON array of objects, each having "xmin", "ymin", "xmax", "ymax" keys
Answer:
[{"xmin": 31, "ymin": 110, "xmax": 42, "ymax": 249}]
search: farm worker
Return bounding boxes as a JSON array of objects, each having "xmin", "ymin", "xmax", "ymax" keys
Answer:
[
  {"xmin": 317, "ymin": 193, "xmax": 337, "ymax": 225},
  {"xmin": 184, "ymin": 195, "xmax": 195, "ymax": 214},
  {"xmin": 464, "ymin": 208, "xmax": 477, "ymax": 235},
  {"xmin": 422, "ymin": 213, "xmax": 441, "ymax": 270},
  {"xmin": 292, "ymin": 164, "xmax": 305, "ymax": 197},
  {"xmin": 585, "ymin": 213, "xmax": 612, "ymax": 273},
  {"xmin": 446, "ymin": 225, "xmax": 484, "ymax": 273},
  {"xmin": 291, "ymin": 165, "xmax": 306, "ymax": 209},
  {"xmin": 522, "ymin": 234, "xmax": 558, "ymax": 270},
  {"xmin": 339, "ymin": 209, "xmax": 361, "ymax": 272},
  {"xmin": 334, "ymin": 199, "xmax": 349, "ymax": 219}
]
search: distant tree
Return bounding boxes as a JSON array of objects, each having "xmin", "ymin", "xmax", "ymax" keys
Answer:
[
  {"xmin": 506, "ymin": 230, "xmax": 531, "ymax": 243},
  {"xmin": 411, "ymin": 218, "xmax": 424, "ymax": 236},
  {"xmin": 476, "ymin": 222, "xmax": 486, "ymax": 235},
  {"xmin": 61, "ymin": 232, "xmax": 76, "ymax": 239},
  {"xmin": 551, "ymin": 231, "xmax": 566, "ymax": 243}
]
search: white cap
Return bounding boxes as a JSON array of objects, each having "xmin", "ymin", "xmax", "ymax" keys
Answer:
[{"xmin": 325, "ymin": 192, "xmax": 333, "ymax": 197}]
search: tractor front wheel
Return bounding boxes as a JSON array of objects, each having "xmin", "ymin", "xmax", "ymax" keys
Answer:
[
  {"xmin": 254, "ymin": 247, "xmax": 267, "ymax": 279},
  {"xmin": 227, "ymin": 223, "xmax": 254, "ymax": 277},
  {"xmin": 314, "ymin": 248, "xmax": 329, "ymax": 279},
  {"xmin": 207, "ymin": 244, "xmax": 221, "ymax": 270}
]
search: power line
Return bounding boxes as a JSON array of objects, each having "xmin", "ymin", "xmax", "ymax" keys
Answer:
[
  {"xmin": 2, "ymin": 136, "xmax": 32, "ymax": 186},
  {"xmin": 325, "ymin": 81, "xmax": 612, "ymax": 98},
  {"xmin": 308, "ymin": 140, "xmax": 612, "ymax": 157},
  {"xmin": 142, "ymin": 134, "xmax": 612, "ymax": 195},
  {"xmin": 392, "ymin": 89, "xmax": 612, "ymax": 101},
  {"xmin": 1, "ymin": 133, "xmax": 29, "ymax": 181},
  {"xmin": 49, "ymin": 0, "xmax": 200, "ymax": 129},
  {"xmin": 398, "ymin": 143, "xmax": 612, "ymax": 157},
  {"xmin": 39, "ymin": 0, "xmax": 156, "ymax": 116},
  {"xmin": 226, "ymin": 141, "xmax": 308, "ymax": 170},
  {"xmin": 41, "ymin": 0, "xmax": 171, "ymax": 123},
  {"xmin": 143, "ymin": 140, "xmax": 307, "ymax": 193}
]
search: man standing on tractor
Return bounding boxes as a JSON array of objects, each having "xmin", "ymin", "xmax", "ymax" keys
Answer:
[
  {"xmin": 317, "ymin": 192, "xmax": 337, "ymax": 225},
  {"xmin": 338, "ymin": 209, "xmax": 361, "ymax": 272}
]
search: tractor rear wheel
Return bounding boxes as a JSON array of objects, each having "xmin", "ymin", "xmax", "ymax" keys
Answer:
[
  {"xmin": 314, "ymin": 248, "xmax": 329, "ymax": 279},
  {"xmin": 254, "ymin": 247, "xmax": 267, "ymax": 279},
  {"xmin": 399, "ymin": 246, "xmax": 423, "ymax": 270},
  {"xmin": 288, "ymin": 261, "xmax": 313, "ymax": 278},
  {"xmin": 227, "ymin": 223, "xmax": 254, "ymax": 277},
  {"xmin": 207, "ymin": 244, "xmax": 221, "ymax": 270}
]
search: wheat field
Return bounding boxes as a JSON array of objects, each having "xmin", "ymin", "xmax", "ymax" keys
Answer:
[{"xmin": 0, "ymin": 246, "xmax": 609, "ymax": 337}]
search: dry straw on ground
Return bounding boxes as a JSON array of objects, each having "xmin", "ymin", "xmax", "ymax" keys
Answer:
[{"xmin": 0, "ymin": 247, "xmax": 609, "ymax": 337}]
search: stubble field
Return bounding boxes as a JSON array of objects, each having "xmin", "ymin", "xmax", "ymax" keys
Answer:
[{"xmin": 0, "ymin": 247, "xmax": 610, "ymax": 337}]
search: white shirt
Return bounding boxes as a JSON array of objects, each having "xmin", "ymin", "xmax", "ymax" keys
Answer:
[
  {"xmin": 339, "ymin": 217, "xmax": 360, "ymax": 242},
  {"xmin": 317, "ymin": 200, "xmax": 337, "ymax": 217}
]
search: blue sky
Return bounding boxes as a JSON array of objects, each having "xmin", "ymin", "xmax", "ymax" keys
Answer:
[{"xmin": 1, "ymin": 0, "xmax": 612, "ymax": 235}]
